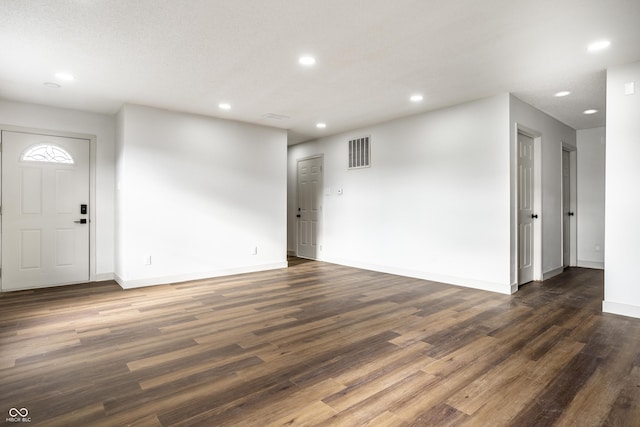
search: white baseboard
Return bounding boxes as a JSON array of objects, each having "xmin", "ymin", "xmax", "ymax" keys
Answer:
[
  {"xmin": 577, "ymin": 260, "xmax": 604, "ymax": 270},
  {"xmin": 542, "ymin": 266, "xmax": 564, "ymax": 281},
  {"xmin": 510, "ymin": 283, "xmax": 519, "ymax": 294},
  {"xmin": 114, "ymin": 273, "xmax": 125, "ymax": 288},
  {"xmin": 603, "ymin": 300, "xmax": 640, "ymax": 319},
  {"xmin": 92, "ymin": 272, "xmax": 115, "ymax": 282},
  {"xmin": 322, "ymin": 256, "xmax": 512, "ymax": 295},
  {"xmin": 2, "ymin": 274, "xmax": 116, "ymax": 292},
  {"xmin": 115, "ymin": 262, "xmax": 288, "ymax": 290}
]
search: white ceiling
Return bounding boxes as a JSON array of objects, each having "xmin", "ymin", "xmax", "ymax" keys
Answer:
[{"xmin": 1, "ymin": 0, "xmax": 639, "ymax": 145}]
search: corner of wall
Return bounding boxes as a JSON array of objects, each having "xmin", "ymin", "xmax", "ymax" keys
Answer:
[
  {"xmin": 604, "ymin": 60, "xmax": 640, "ymax": 313},
  {"xmin": 114, "ymin": 106, "xmax": 126, "ymax": 281}
]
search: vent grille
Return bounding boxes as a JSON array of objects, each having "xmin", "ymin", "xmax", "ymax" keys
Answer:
[
  {"xmin": 348, "ymin": 136, "xmax": 371, "ymax": 169},
  {"xmin": 261, "ymin": 113, "xmax": 290, "ymax": 120}
]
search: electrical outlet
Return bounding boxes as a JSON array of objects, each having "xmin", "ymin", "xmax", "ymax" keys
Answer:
[
  {"xmin": 144, "ymin": 255, "xmax": 152, "ymax": 265},
  {"xmin": 251, "ymin": 246, "xmax": 258, "ymax": 255}
]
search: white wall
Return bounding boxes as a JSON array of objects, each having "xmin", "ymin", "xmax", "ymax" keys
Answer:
[
  {"xmin": 0, "ymin": 99, "xmax": 116, "ymax": 280},
  {"xmin": 116, "ymin": 104, "xmax": 287, "ymax": 288},
  {"xmin": 576, "ymin": 127, "xmax": 605, "ymax": 269},
  {"xmin": 604, "ymin": 60, "xmax": 640, "ymax": 318},
  {"xmin": 509, "ymin": 95, "xmax": 577, "ymax": 283},
  {"xmin": 289, "ymin": 94, "xmax": 513, "ymax": 294}
]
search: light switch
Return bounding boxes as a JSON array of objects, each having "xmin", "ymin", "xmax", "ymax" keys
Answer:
[{"xmin": 624, "ymin": 81, "xmax": 635, "ymax": 95}]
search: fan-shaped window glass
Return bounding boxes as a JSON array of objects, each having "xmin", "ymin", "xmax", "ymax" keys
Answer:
[{"xmin": 22, "ymin": 144, "xmax": 74, "ymax": 164}]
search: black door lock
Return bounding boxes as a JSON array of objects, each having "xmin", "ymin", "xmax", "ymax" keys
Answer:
[{"xmin": 81, "ymin": 204, "xmax": 87, "ymax": 214}]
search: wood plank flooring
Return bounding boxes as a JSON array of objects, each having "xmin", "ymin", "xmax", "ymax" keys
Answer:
[{"xmin": 1, "ymin": 258, "xmax": 639, "ymax": 426}]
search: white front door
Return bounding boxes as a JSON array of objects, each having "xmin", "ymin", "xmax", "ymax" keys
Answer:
[
  {"xmin": 297, "ymin": 157, "xmax": 323, "ymax": 259},
  {"xmin": 1, "ymin": 131, "xmax": 90, "ymax": 291},
  {"xmin": 518, "ymin": 133, "xmax": 535, "ymax": 285}
]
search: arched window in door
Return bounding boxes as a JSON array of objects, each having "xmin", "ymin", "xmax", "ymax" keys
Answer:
[{"xmin": 21, "ymin": 144, "xmax": 74, "ymax": 164}]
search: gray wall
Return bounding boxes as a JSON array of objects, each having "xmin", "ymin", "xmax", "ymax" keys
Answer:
[{"xmin": 577, "ymin": 127, "xmax": 605, "ymax": 269}]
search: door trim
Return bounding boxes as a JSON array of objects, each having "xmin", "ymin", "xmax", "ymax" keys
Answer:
[
  {"xmin": 296, "ymin": 154, "xmax": 323, "ymax": 260},
  {"xmin": 516, "ymin": 124, "xmax": 542, "ymax": 285},
  {"xmin": 0, "ymin": 125, "xmax": 98, "ymax": 288}
]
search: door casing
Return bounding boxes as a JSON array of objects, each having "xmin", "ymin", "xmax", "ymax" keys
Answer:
[{"xmin": 561, "ymin": 143, "xmax": 578, "ymax": 268}]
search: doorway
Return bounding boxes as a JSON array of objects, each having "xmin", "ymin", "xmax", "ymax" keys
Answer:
[
  {"xmin": 562, "ymin": 147, "xmax": 577, "ymax": 268},
  {"xmin": 296, "ymin": 156, "xmax": 323, "ymax": 260},
  {"xmin": 1, "ymin": 130, "xmax": 91, "ymax": 291},
  {"xmin": 518, "ymin": 132, "xmax": 535, "ymax": 284},
  {"xmin": 517, "ymin": 128, "xmax": 542, "ymax": 286}
]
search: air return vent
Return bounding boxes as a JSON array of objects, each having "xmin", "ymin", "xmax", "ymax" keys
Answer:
[
  {"xmin": 348, "ymin": 136, "xmax": 371, "ymax": 169},
  {"xmin": 261, "ymin": 113, "xmax": 290, "ymax": 120}
]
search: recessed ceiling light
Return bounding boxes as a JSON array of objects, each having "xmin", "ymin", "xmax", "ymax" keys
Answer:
[
  {"xmin": 299, "ymin": 56, "xmax": 316, "ymax": 66},
  {"xmin": 54, "ymin": 72, "xmax": 75, "ymax": 81},
  {"xmin": 587, "ymin": 40, "xmax": 610, "ymax": 52},
  {"xmin": 410, "ymin": 94, "xmax": 424, "ymax": 102},
  {"xmin": 583, "ymin": 109, "xmax": 598, "ymax": 115},
  {"xmin": 554, "ymin": 91, "xmax": 571, "ymax": 97},
  {"xmin": 218, "ymin": 103, "xmax": 231, "ymax": 110},
  {"xmin": 316, "ymin": 122, "xmax": 326, "ymax": 129},
  {"xmin": 43, "ymin": 82, "xmax": 61, "ymax": 88}
]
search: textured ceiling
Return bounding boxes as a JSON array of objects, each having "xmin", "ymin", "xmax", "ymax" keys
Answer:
[{"xmin": 1, "ymin": 0, "xmax": 639, "ymax": 145}]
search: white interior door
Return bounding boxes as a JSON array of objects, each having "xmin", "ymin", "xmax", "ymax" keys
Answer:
[
  {"xmin": 518, "ymin": 133, "xmax": 535, "ymax": 285},
  {"xmin": 297, "ymin": 157, "xmax": 323, "ymax": 259},
  {"xmin": 562, "ymin": 149, "xmax": 572, "ymax": 268},
  {"xmin": 1, "ymin": 131, "xmax": 90, "ymax": 291}
]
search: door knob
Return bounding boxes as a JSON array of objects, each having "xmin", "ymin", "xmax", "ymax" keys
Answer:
[
  {"xmin": 74, "ymin": 219, "xmax": 87, "ymax": 224},
  {"xmin": 531, "ymin": 214, "xmax": 538, "ymax": 219}
]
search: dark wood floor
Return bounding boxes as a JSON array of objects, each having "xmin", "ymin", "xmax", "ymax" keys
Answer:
[{"xmin": 1, "ymin": 259, "xmax": 639, "ymax": 426}]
